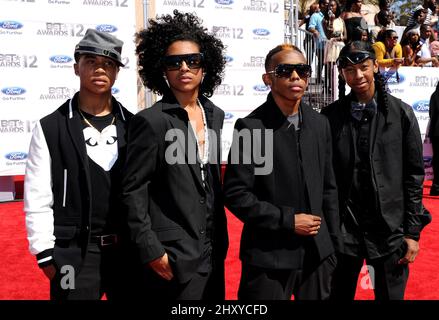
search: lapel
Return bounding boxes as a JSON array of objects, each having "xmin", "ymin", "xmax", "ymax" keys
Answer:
[
  {"xmin": 298, "ymin": 102, "xmax": 315, "ymax": 164},
  {"xmin": 298, "ymin": 102, "xmax": 318, "ymax": 205},
  {"xmin": 161, "ymin": 95, "xmax": 205, "ymax": 192},
  {"xmin": 345, "ymin": 93, "xmax": 358, "ymax": 167},
  {"xmin": 370, "ymin": 91, "xmax": 393, "ymax": 155},
  {"xmin": 112, "ymin": 97, "xmax": 127, "ymax": 149},
  {"xmin": 66, "ymin": 93, "xmax": 92, "ymax": 205},
  {"xmin": 261, "ymin": 93, "xmax": 288, "ymax": 130},
  {"xmin": 67, "ymin": 93, "xmax": 89, "ymax": 167},
  {"xmin": 199, "ymin": 95, "xmax": 222, "ymax": 178}
]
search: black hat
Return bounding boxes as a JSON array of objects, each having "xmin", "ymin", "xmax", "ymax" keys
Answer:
[{"xmin": 74, "ymin": 28, "xmax": 124, "ymax": 67}]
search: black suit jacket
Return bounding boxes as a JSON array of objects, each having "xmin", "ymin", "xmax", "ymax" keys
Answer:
[
  {"xmin": 122, "ymin": 94, "xmax": 228, "ymax": 283},
  {"xmin": 321, "ymin": 92, "xmax": 425, "ymax": 242},
  {"xmin": 223, "ymin": 93, "xmax": 341, "ymax": 269}
]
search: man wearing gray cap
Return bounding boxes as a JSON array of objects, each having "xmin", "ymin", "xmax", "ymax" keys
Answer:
[{"xmin": 24, "ymin": 29, "xmax": 133, "ymax": 300}]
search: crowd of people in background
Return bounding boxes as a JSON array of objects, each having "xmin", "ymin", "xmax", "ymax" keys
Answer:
[{"xmin": 301, "ymin": 0, "xmax": 439, "ymax": 85}]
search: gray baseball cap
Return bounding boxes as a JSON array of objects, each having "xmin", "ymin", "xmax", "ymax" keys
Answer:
[{"xmin": 74, "ymin": 28, "xmax": 124, "ymax": 67}]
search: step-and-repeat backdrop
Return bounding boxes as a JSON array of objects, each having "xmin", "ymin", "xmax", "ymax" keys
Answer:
[
  {"xmin": 0, "ymin": 0, "xmax": 138, "ymax": 176},
  {"xmin": 383, "ymin": 66, "xmax": 438, "ymax": 179},
  {"xmin": 153, "ymin": 0, "xmax": 286, "ymax": 161}
]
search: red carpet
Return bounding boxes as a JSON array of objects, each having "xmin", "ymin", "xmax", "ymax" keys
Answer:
[{"xmin": 1, "ymin": 182, "xmax": 438, "ymax": 300}]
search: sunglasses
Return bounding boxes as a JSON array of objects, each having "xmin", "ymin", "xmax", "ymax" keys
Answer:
[
  {"xmin": 336, "ymin": 51, "xmax": 375, "ymax": 68},
  {"xmin": 267, "ymin": 63, "xmax": 312, "ymax": 79},
  {"xmin": 162, "ymin": 53, "xmax": 204, "ymax": 71}
]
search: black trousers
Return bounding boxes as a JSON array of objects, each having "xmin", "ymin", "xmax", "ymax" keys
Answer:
[
  {"xmin": 238, "ymin": 254, "xmax": 337, "ymax": 300},
  {"xmin": 431, "ymin": 137, "xmax": 439, "ymax": 191},
  {"xmin": 330, "ymin": 243, "xmax": 409, "ymax": 300},
  {"xmin": 138, "ymin": 258, "xmax": 225, "ymax": 300},
  {"xmin": 50, "ymin": 243, "xmax": 135, "ymax": 300}
]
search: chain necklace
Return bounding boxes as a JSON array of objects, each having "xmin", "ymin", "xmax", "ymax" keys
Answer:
[
  {"xmin": 78, "ymin": 107, "xmax": 115, "ymax": 132},
  {"xmin": 188, "ymin": 99, "xmax": 209, "ymax": 186},
  {"xmin": 194, "ymin": 99, "xmax": 209, "ymax": 164}
]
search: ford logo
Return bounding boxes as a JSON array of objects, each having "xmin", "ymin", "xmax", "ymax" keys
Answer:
[
  {"xmin": 0, "ymin": 20, "xmax": 23, "ymax": 30},
  {"xmin": 111, "ymin": 87, "xmax": 120, "ymax": 94},
  {"xmin": 253, "ymin": 28, "xmax": 270, "ymax": 36},
  {"xmin": 5, "ymin": 152, "xmax": 27, "ymax": 161},
  {"xmin": 253, "ymin": 84, "xmax": 269, "ymax": 92},
  {"xmin": 412, "ymin": 100, "xmax": 430, "ymax": 113},
  {"xmin": 1, "ymin": 87, "xmax": 26, "ymax": 95},
  {"xmin": 215, "ymin": 0, "xmax": 234, "ymax": 5},
  {"xmin": 224, "ymin": 112, "xmax": 234, "ymax": 120},
  {"xmin": 224, "ymin": 55, "xmax": 234, "ymax": 63},
  {"xmin": 50, "ymin": 55, "xmax": 73, "ymax": 64},
  {"xmin": 384, "ymin": 72, "xmax": 405, "ymax": 85},
  {"xmin": 96, "ymin": 24, "xmax": 117, "ymax": 33}
]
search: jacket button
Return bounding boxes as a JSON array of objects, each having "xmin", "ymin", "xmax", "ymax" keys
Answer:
[
  {"xmin": 199, "ymin": 197, "xmax": 206, "ymax": 204},
  {"xmin": 200, "ymin": 229, "xmax": 205, "ymax": 235}
]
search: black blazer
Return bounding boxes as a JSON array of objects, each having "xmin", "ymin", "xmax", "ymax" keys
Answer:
[
  {"xmin": 321, "ymin": 92, "xmax": 425, "ymax": 241},
  {"xmin": 122, "ymin": 94, "xmax": 228, "ymax": 283},
  {"xmin": 223, "ymin": 93, "xmax": 341, "ymax": 269}
]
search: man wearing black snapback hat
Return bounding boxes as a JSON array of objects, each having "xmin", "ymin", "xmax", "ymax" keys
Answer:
[
  {"xmin": 24, "ymin": 29, "xmax": 134, "ymax": 300},
  {"xmin": 322, "ymin": 41, "xmax": 427, "ymax": 300}
]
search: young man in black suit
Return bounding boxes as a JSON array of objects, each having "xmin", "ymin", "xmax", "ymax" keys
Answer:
[
  {"xmin": 322, "ymin": 41, "xmax": 425, "ymax": 300},
  {"xmin": 121, "ymin": 11, "xmax": 228, "ymax": 300},
  {"xmin": 223, "ymin": 44, "xmax": 341, "ymax": 300},
  {"xmin": 24, "ymin": 29, "xmax": 132, "ymax": 300}
]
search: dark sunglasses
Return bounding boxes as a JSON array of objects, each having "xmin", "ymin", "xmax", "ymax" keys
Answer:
[
  {"xmin": 162, "ymin": 53, "xmax": 204, "ymax": 71},
  {"xmin": 267, "ymin": 63, "xmax": 312, "ymax": 79},
  {"xmin": 336, "ymin": 51, "xmax": 375, "ymax": 69}
]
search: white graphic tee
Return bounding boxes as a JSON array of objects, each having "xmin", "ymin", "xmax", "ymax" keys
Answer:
[{"xmin": 83, "ymin": 125, "xmax": 118, "ymax": 171}]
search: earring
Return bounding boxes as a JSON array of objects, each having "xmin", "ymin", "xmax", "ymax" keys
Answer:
[{"xmin": 163, "ymin": 75, "xmax": 170, "ymax": 88}]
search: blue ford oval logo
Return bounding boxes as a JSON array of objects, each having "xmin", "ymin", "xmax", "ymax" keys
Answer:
[
  {"xmin": 384, "ymin": 72, "xmax": 405, "ymax": 85},
  {"xmin": 0, "ymin": 20, "xmax": 23, "ymax": 30},
  {"xmin": 215, "ymin": 0, "xmax": 234, "ymax": 5},
  {"xmin": 2, "ymin": 87, "xmax": 26, "ymax": 95},
  {"xmin": 253, "ymin": 84, "xmax": 269, "ymax": 92},
  {"xmin": 224, "ymin": 55, "xmax": 234, "ymax": 63},
  {"xmin": 412, "ymin": 100, "xmax": 430, "ymax": 113},
  {"xmin": 111, "ymin": 88, "xmax": 120, "ymax": 94},
  {"xmin": 253, "ymin": 28, "xmax": 270, "ymax": 36},
  {"xmin": 5, "ymin": 152, "xmax": 27, "ymax": 161},
  {"xmin": 96, "ymin": 25, "xmax": 118, "ymax": 33},
  {"xmin": 224, "ymin": 112, "xmax": 234, "ymax": 120},
  {"xmin": 50, "ymin": 55, "xmax": 73, "ymax": 64}
]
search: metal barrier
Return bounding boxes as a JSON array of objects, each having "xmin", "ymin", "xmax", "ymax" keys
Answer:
[{"xmin": 296, "ymin": 28, "xmax": 337, "ymax": 111}]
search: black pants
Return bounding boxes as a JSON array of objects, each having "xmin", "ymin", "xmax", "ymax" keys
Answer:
[
  {"xmin": 431, "ymin": 137, "xmax": 439, "ymax": 192},
  {"xmin": 139, "ymin": 259, "xmax": 225, "ymax": 300},
  {"xmin": 238, "ymin": 254, "xmax": 337, "ymax": 300},
  {"xmin": 50, "ymin": 243, "xmax": 134, "ymax": 300},
  {"xmin": 330, "ymin": 243, "xmax": 409, "ymax": 300}
]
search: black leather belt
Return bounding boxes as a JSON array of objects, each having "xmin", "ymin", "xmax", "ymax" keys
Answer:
[{"xmin": 90, "ymin": 234, "xmax": 119, "ymax": 247}]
